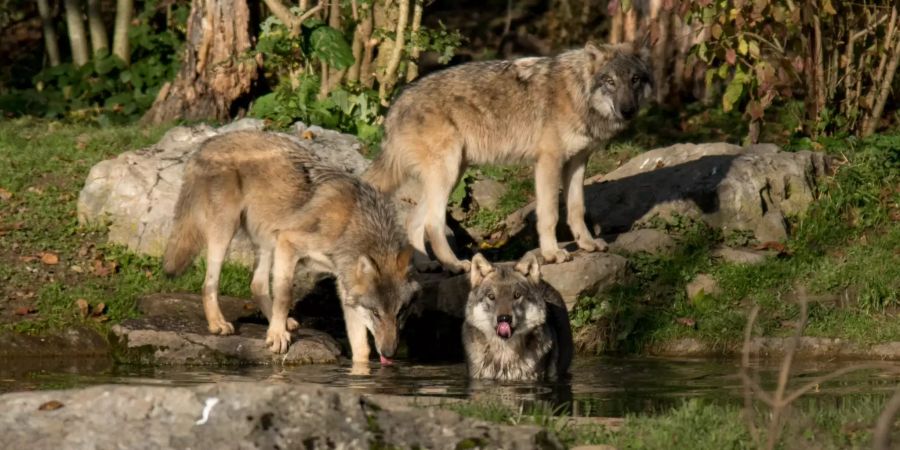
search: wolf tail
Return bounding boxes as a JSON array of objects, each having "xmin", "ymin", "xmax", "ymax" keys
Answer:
[
  {"xmin": 162, "ymin": 177, "xmax": 204, "ymax": 277},
  {"xmin": 363, "ymin": 150, "xmax": 405, "ymax": 194}
]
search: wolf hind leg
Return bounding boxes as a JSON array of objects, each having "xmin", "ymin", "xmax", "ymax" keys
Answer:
[
  {"xmin": 251, "ymin": 245, "xmax": 298, "ymax": 331},
  {"xmin": 422, "ymin": 151, "xmax": 470, "ymax": 274},
  {"xmin": 563, "ymin": 149, "xmax": 607, "ymax": 253},
  {"xmin": 202, "ymin": 223, "xmax": 238, "ymax": 335}
]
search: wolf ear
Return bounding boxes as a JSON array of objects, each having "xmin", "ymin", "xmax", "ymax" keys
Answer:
[
  {"xmin": 585, "ymin": 41, "xmax": 613, "ymax": 68},
  {"xmin": 514, "ymin": 253, "xmax": 541, "ymax": 284},
  {"xmin": 397, "ymin": 246, "xmax": 413, "ymax": 273},
  {"xmin": 356, "ymin": 255, "xmax": 378, "ymax": 281},
  {"xmin": 469, "ymin": 253, "xmax": 494, "ymax": 287},
  {"xmin": 632, "ymin": 31, "xmax": 653, "ymax": 62}
]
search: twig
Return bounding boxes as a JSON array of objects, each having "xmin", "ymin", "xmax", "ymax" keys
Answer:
[
  {"xmin": 405, "ymin": 0, "xmax": 424, "ymax": 82},
  {"xmin": 874, "ymin": 387, "xmax": 900, "ymax": 450},
  {"xmin": 864, "ymin": 8, "xmax": 900, "ymax": 136},
  {"xmin": 378, "ymin": 0, "xmax": 410, "ymax": 105}
]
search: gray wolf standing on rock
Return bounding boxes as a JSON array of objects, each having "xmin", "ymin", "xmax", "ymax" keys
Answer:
[
  {"xmin": 463, "ymin": 253, "xmax": 573, "ymax": 381},
  {"xmin": 163, "ymin": 131, "xmax": 420, "ymax": 363},
  {"xmin": 364, "ymin": 40, "xmax": 652, "ymax": 273}
]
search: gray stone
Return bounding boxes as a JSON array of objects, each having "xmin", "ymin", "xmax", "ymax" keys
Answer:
[
  {"xmin": 686, "ymin": 274, "xmax": 721, "ymax": 301},
  {"xmin": 0, "ymin": 382, "xmax": 563, "ymax": 450},
  {"xmin": 111, "ymin": 293, "xmax": 341, "ymax": 365},
  {"xmin": 607, "ymin": 229, "xmax": 676, "ymax": 255},
  {"xmin": 77, "ymin": 122, "xmax": 369, "ymax": 266},
  {"xmin": 504, "ymin": 142, "xmax": 832, "ymax": 243},
  {"xmin": 216, "ymin": 117, "xmax": 266, "ymax": 134},
  {"xmin": 650, "ymin": 337, "xmax": 900, "ymax": 361},
  {"xmin": 712, "ymin": 246, "xmax": 768, "ymax": 265},
  {"xmin": 472, "ymin": 178, "xmax": 508, "ymax": 210}
]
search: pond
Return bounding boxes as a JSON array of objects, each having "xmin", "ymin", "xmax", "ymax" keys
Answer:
[{"xmin": 3, "ymin": 355, "xmax": 897, "ymax": 417}]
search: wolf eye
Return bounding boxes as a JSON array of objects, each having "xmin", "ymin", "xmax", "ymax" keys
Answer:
[
  {"xmin": 603, "ymin": 75, "xmax": 615, "ymax": 86},
  {"xmin": 487, "ymin": 292, "xmax": 495, "ymax": 301},
  {"xmin": 631, "ymin": 75, "xmax": 642, "ymax": 84},
  {"xmin": 513, "ymin": 291, "xmax": 521, "ymax": 299},
  {"xmin": 372, "ymin": 310, "xmax": 381, "ymax": 319}
]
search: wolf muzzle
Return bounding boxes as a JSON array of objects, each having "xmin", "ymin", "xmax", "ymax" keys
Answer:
[{"xmin": 496, "ymin": 315, "xmax": 513, "ymax": 339}]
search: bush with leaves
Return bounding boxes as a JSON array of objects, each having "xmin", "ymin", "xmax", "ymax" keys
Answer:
[
  {"xmin": 686, "ymin": 0, "xmax": 900, "ymax": 141},
  {"xmin": 250, "ymin": 1, "xmax": 462, "ymax": 142}
]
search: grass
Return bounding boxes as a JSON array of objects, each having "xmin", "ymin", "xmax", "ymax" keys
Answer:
[
  {"xmin": 0, "ymin": 117, "xmax": 252, "ymax": 333},
  {"xmin": 448, "ymin": 395, "xmax": 897, "ymax": 449},
  {"xmin": 570, "ymin": 131, "xmax": 900, "ymax": 353}
]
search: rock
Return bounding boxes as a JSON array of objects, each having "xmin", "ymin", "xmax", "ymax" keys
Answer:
[
  {"xmin": 685, "ymin": 274, "xmax": 721, "ymax": 301},
  {"xmin": 418, "ymin": 244, "xmax": 629, "ymax": 315},
  {"xmin": 0, "ymin": 382, "xmax": 564, "ymax": 449},
  {"xmin": 77, "ymin": 122, "xmax": 368, "ymax": 265},
  {"xmin": 0, "ymin": 326, "xmax": 109, "ymax": 358},
  {"xmin": 712, "ymin": 246, "xmax": 768, "ymax": 265},
  {"xmin": 471, "ymin": 178, "xmax": 507, "ymax": 210},
  {"xmin": 650, "ymin": 337, "xmax": 900, "ymax": 361},
  {"xmin": 504, "ymin": 142, "xmax": 832, "ymax": 243},
  {"xmin": 111, "ymin": 293, "xmax": 341, "ymax": 365},
  {"xmin": 606, "ymin": 229, "xmax": 676, "ymax": 255}
]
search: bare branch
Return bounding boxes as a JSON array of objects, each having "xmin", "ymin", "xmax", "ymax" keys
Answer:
[
  {"xmin": 874, "ymin": 387, "xmax": 900, "ymax": 450},
  {"xmin": 378, "ymin": 0, "xmax": 410, "ymax": 105}
]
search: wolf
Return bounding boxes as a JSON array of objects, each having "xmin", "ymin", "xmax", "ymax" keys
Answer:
[
  {"xmin": 162, "ymin": 131, "xmax": 420, "ymax": 362},
  {"xmin": 364, "ymin": 40, "xmax": 652, "ymax": 273},
  {"xmin": 462, "ymin": 253, "xmax": 573, "ymax": 381}
]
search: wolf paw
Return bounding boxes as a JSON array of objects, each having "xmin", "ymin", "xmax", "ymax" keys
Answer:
[
  {"xmin": 577, "ymin": 237, "xmax": 609, "ymax": 252},
  {"xmin": 266, "ymin": 328, "xmax": 292, "ymax": 354},
  {"xmin": 541, "ymin": 248, "xmax": 570, "ymax": 264},
  {"xmin": 414, "ymin": 260, "xmax": 444, "ymax": 273},
  {"xmin": 208, "ymin": 320, "xmax": 235, "ymax": 335},
  {"xmin": 447, "ymin": 259, "xmax": 471, "ymax": 274},
  {"xmin": 286, "ymin": 317, "xmax": 300, "ymax": 331}
]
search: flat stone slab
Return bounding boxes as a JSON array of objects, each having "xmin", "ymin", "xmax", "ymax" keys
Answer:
[
  {"xmin": 112, "ymin": 293, "xmax": 341, "ymax": 365},
  {"xmin": 0, "ymin": 382, "xmax": 563, "ymax": 449}
]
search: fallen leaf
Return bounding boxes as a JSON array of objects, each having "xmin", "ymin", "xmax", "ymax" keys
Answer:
[
  {"xmin": 654, "ymin": 160, "xmax": 666, "ymax": 169},
  {"xmin": 302, "ymin": 130, "xmax": 315, "ymax": 140},
  {"xmin": 14, "ymin": 306, "xmax": 36, "ymax": 316},
  {"xmin": 26, "ymin": 186, "xmax": 43, "ymax": 195},
  {"xmin": 75, "ymin": 299, "xmax": 90, "ymax": 319},
  {"xmin": 675, "ymin": 317, "xmax": 697, "ymax": 328},
  {"xmin": 90, "ymin": 303, "xmax": 107, "ymax": 317},
  {"xmin": 91, "ymin": 258, "xmax": 118, "ymax": 277},
  {"xmin": 0, "ymin": 188, "xmax": 11, "ymax": 201},
  {"xmin": 39, "ymin": 252, "xmax": 60, "ymax": 265},
  {"xmin": 754, "ymin": 241, "xmax": 788, "ymax": 254},
  {"xmin": 38, "ymin": 400, "xmax": 64, "ymax": 411}
]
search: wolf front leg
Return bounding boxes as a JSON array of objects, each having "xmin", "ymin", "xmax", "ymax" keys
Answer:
[
  {"xmin": 266, "ymin": 236, "xmax": 298, "ymax": 354},
  {"xmin": 534, "ymin": 152, "xmax": 570, "ymax": 263},
  {"xmin": 562, "ymin": 148, "xmax": 607, "ymax": 253},
  {"xmin": 341, "ymin": 303, "xmax": 371, "ymax": 363},
  {"xmin": 251, "ymin": 245, "xmax": 299, "ymax": 331}
]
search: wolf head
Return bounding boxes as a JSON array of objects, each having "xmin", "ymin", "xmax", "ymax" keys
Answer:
[
  {"xmin": 584, "ymin": 38, "xmax": 653, "ymax": 122},
  {"xmin": 465, "ymin": 253, "xmax": 547, "ymax": 341},
  {"xmin": 342, "ymin": 246, "xmax": 419, "ymax": 361}
]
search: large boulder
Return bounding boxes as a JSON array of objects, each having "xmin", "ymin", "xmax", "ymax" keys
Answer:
[
  {"xmin": 77, "ymin": 119, "xmax": 368, "ymax": 265},
  {"xmin": 0, "ymin": 382, "xmax": 564, "ymax": 450},
  {"xmin": 505, "ymin": 143, "xmax": 833, "ymax": 243}
]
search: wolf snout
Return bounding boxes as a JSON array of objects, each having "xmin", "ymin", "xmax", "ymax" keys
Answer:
[{"xmin": 496, "ymin": 315, "xmax": 513, "ymax": 339}]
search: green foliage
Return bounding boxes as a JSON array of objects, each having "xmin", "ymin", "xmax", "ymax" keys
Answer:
[
  {"xmin": 406, "ymin": 21, "xmax": 464, "ymax": 65},
  {"xmin": 0, "ymin": 0, "xmax": 185, "ymax": 122},
  {"xmin": 250, "ymin": 75, "xmax": 384, "ymax": 147}
]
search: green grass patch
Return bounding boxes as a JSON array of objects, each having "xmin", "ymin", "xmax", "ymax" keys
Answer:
[
  {"xmin": 572, "ymin": 132, "xmax": 900, "ymax": 352},
  {"xmin": 448, "ymin": 395, "xmax": 896, "ymax": 449},
  {"xmin": 0, "ymin": 118, "xmax": 252, "ymax": 333}
]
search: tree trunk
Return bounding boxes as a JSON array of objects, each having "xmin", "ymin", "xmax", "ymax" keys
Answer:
[
  {"xmin": 87, "ymin": 0, "xmax": 108, "ymax": 54},
  {"xmin": 112, "ymin": 0, "xmax": 133, "ymax": 63},
  {"xmin": 141, "ymin": 0, "xmax": 260, "ymax": 125},
  {"xmin": 37, "ymin": 0, "xmax": 61, "ymax": 66},
  {"xmin": 64, "ymin": 0, "xmax": 90, "ymax": 66}
]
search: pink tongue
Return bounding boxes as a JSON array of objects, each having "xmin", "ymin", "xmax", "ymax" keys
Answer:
[
  {"xmin": 379, "ymin": 355, "xmax": 394, "ymax": 365},
  {"xmin": 496, "ymin": 322, "xmax": 512, "ymax": 338}
]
